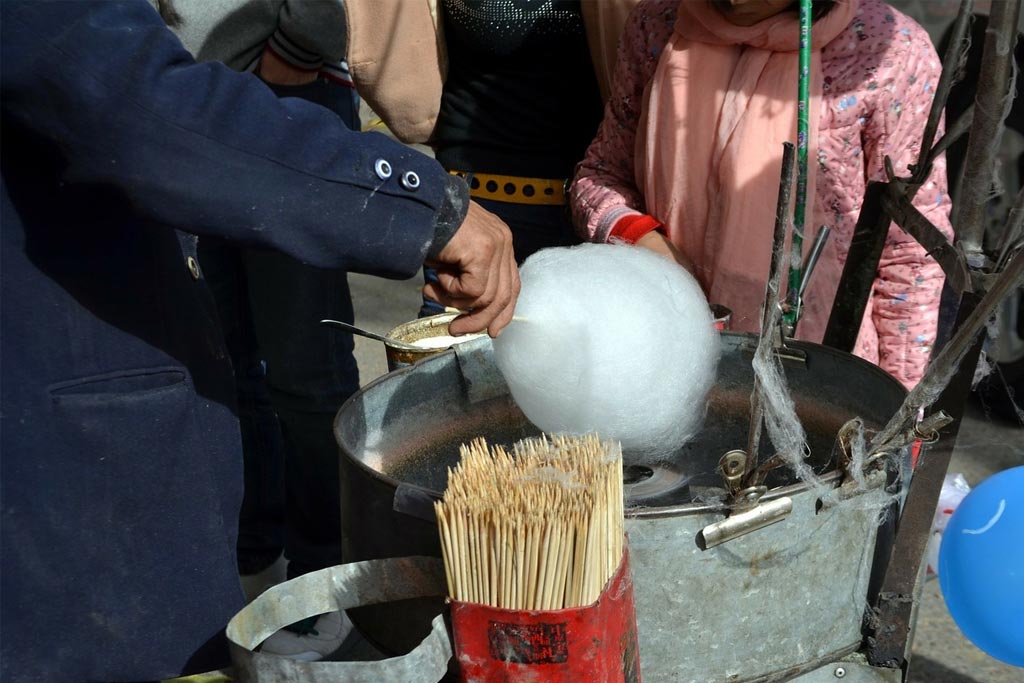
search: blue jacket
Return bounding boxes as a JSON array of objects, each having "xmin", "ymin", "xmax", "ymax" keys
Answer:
[{"xmin": 0, "ymin": 2, "xmax": 466, "ymax": 681}]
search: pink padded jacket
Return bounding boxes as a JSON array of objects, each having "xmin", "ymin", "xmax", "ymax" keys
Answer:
[{"xmin": 571, "ymin": 0, "xmax": 953, "ymax": 389}]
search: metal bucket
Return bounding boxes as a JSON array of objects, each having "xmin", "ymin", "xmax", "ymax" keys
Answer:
[{"xmin": 335, "ymin": 333, "xmax": 907, "ymax": 682}]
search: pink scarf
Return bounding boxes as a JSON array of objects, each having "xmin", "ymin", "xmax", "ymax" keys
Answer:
[{"xmin": 637, "ymin": 0, "xmax": 858, "ymax": 339}]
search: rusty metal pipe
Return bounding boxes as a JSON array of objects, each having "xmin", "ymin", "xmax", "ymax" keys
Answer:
[
  {"xmin": 930, "ymin": 104, "xmax": 974, "ymax": 164},
  {"xmin": 913, "ymin": 0, "xmax": 975, "ymax": 182},
  {"xmin": 871, "ymin": 248, "xmax": 1024, "ymax": 452},
  {"xmin": 744, "ymin": 143, "xmax": 796, "ymax": 477},
  {"xmin": 995, "ymin": 185, "xmax": 1024, "ymax": 269},
  {"xmin": 864, "ymin": 255, "xmax": 1024, "ymax": 670},
  {"xmin": 953, "ymin": 0, "xmax": 1023, "ymax": 260}
]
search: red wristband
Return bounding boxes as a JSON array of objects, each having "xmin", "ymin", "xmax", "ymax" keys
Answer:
[{"xmin": 610, "ymin": 214, "xmax": 666, "ymax": 245}]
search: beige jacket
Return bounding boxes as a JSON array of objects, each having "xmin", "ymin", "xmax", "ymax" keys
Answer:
[{"xmin": 345, "ymin": 0, "xmax": 640, "ymax": 143}]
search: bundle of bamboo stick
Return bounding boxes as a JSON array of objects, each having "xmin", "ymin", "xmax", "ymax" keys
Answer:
[{"xmin": 434, "ymin": 433, "xmax": 624, "ymax": 610}]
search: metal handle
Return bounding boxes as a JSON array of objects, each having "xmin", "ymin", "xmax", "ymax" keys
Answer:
[
  {"xmin": 696, "ymin": 497, "xmax": 793, "ymax": 550},
  {"xmin": 798, "ymin": 225, "xmax": 833, "ymax": 298}
]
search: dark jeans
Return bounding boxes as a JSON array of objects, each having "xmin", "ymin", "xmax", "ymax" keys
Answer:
[
  {"xmin": 420, "ymin": 194, "xmax": 578, "ymax": 317},
  {"xmin": 203, "ymin": 78, "xmax": 361, "ymax": 578}
]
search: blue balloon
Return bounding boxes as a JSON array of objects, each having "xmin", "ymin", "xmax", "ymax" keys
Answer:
[{"xmin": 939, "ymin": 466, "xmax": 1024, "ymax": 667}]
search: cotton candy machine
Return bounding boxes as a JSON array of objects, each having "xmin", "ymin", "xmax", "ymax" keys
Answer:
[{"xmin": 335, "ymin": 332, "xmax": 907, "ymax": 683}]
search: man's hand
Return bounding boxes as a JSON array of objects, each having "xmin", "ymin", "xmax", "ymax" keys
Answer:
[
  {"xmin": 425, "ymin": 201, "xmax": 520, "ymax": 337},
  {"xmin": 257, "ymin": 46, "xmax": 317, "ymax": 85},
  {"xmin": 635, "ymin": 230, "xmax": 695, "ymax": 276}
]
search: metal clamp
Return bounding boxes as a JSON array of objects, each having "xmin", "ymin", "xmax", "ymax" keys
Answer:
[
  {"xmin": 816, "ymin": 468, "xmax": 888, "ymax": 514},
  {"xmin": 702, "ymin": 451, "xmax": 790, "ymax": 550},
  {"xmin": 719, "ymin": 450, "xmax": 748, "ymax": 497},
  {"xmin": 697, "ymin": 496, "xmax": 793, "ymax": 551}
]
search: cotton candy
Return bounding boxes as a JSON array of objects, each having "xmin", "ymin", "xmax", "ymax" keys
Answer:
[{"xmin": 493, "ymin": 243, "xmax": 720, "ymax": 458}]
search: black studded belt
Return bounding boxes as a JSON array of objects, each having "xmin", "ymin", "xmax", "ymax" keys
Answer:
[{"xmin": 449, "ymin": 170, "xmax": 567, "ymax": 206}]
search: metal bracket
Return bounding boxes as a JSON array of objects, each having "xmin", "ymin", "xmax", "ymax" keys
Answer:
[{"xmin": 454, "ymin": 336, "xmax": 506, "ymax": 404}]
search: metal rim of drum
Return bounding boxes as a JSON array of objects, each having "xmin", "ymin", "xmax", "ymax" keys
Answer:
[{"xmin": 335, "ymin": 333, "xmax": 905, "ymax": 519}]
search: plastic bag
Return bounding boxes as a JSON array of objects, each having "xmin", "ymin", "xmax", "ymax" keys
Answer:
[{"xmin": 926, "ymin": 473, "xmax": 972, "ymax": 578}]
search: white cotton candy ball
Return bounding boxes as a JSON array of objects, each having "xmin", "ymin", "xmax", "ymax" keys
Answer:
[{"xmin": 493, "ymin": 242, "xmax": 720, "ymax": 459}]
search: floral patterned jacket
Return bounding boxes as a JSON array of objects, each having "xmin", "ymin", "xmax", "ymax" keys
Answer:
[{"xmin": 572, "ymin": 0, "xmax": 953, "ymax": 388}]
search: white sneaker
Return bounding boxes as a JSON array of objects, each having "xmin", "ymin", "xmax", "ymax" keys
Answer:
[
  {"xmin": 259, "ymin": 611, "xmax": 354, "ymax": 662},
  {"xmin": 239, "ymin": 554, "xmax": 288, "ymax": 604}
]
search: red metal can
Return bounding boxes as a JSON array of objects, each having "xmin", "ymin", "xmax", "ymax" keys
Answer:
[{"xmin": 450, "ymin": 545, "xmax": 641, "ymax": 683}]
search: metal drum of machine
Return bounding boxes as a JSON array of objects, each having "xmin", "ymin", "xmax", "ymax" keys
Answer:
[{"xmin": 335, "ymin": 333, "xmax": 907, "ymax": 683}]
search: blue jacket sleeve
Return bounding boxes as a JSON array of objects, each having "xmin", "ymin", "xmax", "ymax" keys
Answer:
[{"xmin": 0, "ymin": 0, "xmax": 467, "ymax": 277}]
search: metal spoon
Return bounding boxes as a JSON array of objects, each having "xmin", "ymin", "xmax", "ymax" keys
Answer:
[{"xmin": 319, "ymin": 319, "xmax": 423, "ymax": 351}]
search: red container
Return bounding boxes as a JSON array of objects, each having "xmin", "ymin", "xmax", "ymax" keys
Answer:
[{"xmin": 449, "ymin": 546, "xmax": 641, "ymax": 683}]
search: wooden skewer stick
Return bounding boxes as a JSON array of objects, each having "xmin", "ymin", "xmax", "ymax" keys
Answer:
[{"xmin": 435, "ymin": 434, "xmax": 625, "ymax": 610}]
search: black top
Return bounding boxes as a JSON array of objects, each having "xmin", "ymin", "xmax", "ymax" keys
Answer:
[{"xmin": 433, "ymin": 0, "xmax": 605, "ymax": 179}]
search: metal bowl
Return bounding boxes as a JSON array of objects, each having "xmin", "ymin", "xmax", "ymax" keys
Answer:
[{"xmin": 335, "ymin": 333, "xmax": 906, "ymax": 681}]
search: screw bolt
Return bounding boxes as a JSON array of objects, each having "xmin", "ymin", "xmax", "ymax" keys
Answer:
[{"xmin": 834, "ymin": 666, "xmax": 846, "ymax": 678}]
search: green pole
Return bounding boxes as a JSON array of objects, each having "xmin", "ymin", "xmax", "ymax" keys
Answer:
[{"xmin": 784, "ymin": 0, "xmax": 812, "ymax": 331}]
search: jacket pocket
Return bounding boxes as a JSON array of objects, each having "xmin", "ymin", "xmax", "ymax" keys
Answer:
[
  {"xmin": 45, "ymin": 364, "xmax": 240, "ymax": 550},
  {"xmin": 47, "ymin": 366, "xmax": 197, "ymax": 475},
  {"xmin": 48, "ymin": 366, "xmax": 186, "ymax": 401},
  {"xmin": 44, "ymin": 365, "xmax": 241, "ymax": 524},
  {"xmin": 40, "ymin": 363, "xmax": 243, "ymax": 658}
]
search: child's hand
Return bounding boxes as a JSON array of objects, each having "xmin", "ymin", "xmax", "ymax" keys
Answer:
[
  {"xmin": 257, "ymin": 46, "xmax": 317, "ymax": 85},
  {"xmin": 636, "ymin": 230, "xmax": 695, "ymax": 276}
]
